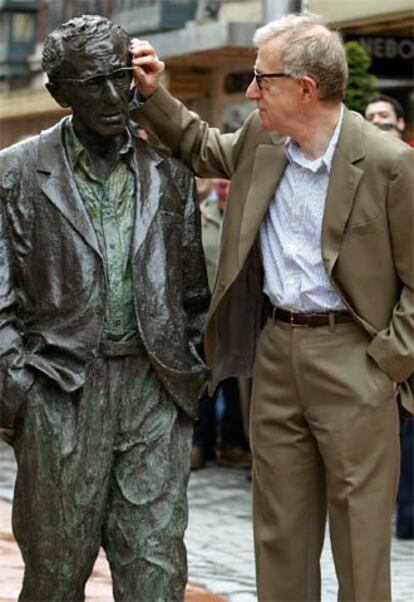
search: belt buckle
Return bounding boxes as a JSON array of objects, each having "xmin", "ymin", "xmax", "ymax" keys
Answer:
[{"xmin": 290, "ymin": 310, "xmax": 309, "ymax": 327}]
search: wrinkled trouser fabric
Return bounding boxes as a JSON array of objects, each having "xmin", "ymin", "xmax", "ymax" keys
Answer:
[
  {"xmin": 12, "ymin": 351, "xmax": 193, "ymax": 602},
  {"xmin": 250, "ymin": 318, "xmax": 400, "ymax": 602}
]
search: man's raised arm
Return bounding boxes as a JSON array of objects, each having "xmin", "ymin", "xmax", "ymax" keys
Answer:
[{"xmin": 129, "ymin": 38, "xmax": 250, "ymax": 180}]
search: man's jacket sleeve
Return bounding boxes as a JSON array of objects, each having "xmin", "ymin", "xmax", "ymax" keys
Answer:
[
  {"xmin": 131, "ymin": 86, "xmax": 252, "ymax": 180},
  {"xmin": 367, "ymin": 146, "xmax": 414, "ymax": 383}
]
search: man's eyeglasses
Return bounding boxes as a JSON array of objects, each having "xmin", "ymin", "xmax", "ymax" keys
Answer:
[
  {"xmin": 252, "ymin": 68, "xmax": 293, "ymax": 91},
  {"xmin": 52, "ymin": 67, "xmax": 135, "ymax": 94}
]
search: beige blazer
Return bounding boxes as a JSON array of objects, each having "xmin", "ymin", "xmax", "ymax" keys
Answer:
[{"xmin": 135, "ymin": 87, "xmax": 414, "ymax": 414}]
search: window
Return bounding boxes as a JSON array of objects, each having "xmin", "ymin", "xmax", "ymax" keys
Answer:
[{"xmin": 11, "ymin": 13, "xmax": 34, "ymax": 43}]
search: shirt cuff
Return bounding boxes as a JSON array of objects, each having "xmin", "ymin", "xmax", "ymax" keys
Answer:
[{"xmin": 129, "ymin": 88, "xmax": 146, "ymax": 110}]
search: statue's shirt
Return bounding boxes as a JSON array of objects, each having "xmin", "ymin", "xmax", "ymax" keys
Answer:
[{"xmin": 64, "ymin": 120, "xmax": 137, "ymax": 340}]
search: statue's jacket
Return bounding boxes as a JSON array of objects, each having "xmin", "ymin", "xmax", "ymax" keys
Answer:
[{"xmin": 0, "ymin": 118, "xmax": 210, "ymax": 425}]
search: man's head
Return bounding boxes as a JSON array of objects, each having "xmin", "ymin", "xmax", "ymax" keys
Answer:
[
  {"xmin": 246, "ymin": 13, "xmax": 348, "ymax": 132},
  {"xmin": 43, "ymin": 15, "xmax": 132, "ymax": 139},
  {"xmin": 364, "ymin": 95, "xmax": 405, "ymax": 133}
]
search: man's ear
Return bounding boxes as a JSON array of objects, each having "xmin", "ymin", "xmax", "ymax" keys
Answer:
[
  {"xmin": 45, "ymin": 81, "xmax": 70, "ymax": 108},
  {"xmin": 299, "ymin": 75, "xmax": 318, "ymax": 103},
  {"xmin": 397, "ymin": 117, "xmax": 406, "ymax": 132}
]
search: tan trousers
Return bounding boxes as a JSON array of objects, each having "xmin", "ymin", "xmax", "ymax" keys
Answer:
[{"xmin": 250, "ymin": 317, "xmax": 400, "ymax": 602}]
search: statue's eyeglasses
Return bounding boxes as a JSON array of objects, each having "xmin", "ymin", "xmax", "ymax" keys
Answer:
[
  {"xmin": 252, "ymin": 68, "xmax": 293, "ymax": 91},
  {"xmin": 52, "ymin": 67, "xmax": 135, "ymax": 94}
]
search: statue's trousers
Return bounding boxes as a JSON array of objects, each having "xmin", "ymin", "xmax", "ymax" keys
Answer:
[{"xmin": 12, "ymin": 345, "xmax": 193, "ymax": 602}]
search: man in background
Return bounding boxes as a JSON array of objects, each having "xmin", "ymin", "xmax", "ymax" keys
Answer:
[
  {"xmin": 192, "ymin": 178, "xmax": 251, "ymax": 470},
  {"xmin": 364, "ymin": 94, "xmax": 405, "ymax": 136}
]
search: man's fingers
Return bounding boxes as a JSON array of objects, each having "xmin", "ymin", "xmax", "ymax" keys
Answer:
[
  {"xmin": 129, "ymin": 38, "xmax": 164, "ymax": 97},
  {"xmin": 130, "ymin": 41, "xmax": 165, "ymax": 76},
  {"xmin": 129, "ymin": 38, "xmax": 157, "ymax": 58},
  {"xmin": 132, "ymin": 54, "xmax": 165, "ymax": 73}
]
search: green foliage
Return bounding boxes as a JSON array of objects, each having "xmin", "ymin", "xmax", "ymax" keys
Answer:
[{"xmin": 344, "ymin": 41, "xmax": 378, "ymax": 115}]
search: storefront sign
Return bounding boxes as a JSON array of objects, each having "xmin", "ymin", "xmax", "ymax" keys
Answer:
[{"xmin": 346, "ymin": 35, "xmax": 414, "ymax": 79}]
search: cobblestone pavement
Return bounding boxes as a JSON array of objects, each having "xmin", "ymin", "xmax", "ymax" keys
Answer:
[{"xmin": 1, "ymin": 440, "xmax": 413, "ymax": 601}]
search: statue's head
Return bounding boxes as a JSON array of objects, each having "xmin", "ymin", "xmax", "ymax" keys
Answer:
[{"xmin": 43, "ymin": 15, "xmax": 132, "ymax": 139}]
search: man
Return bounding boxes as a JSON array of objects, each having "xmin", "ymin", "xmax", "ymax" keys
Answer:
[
  {"xmin": 364, "ymin": 93, "xmax": 405, "ymax": 133},
  {"xmin": 0, "ymin": 15, "xmax": 209, "ymax": 601},
  {"xmin": 131, "ymin": 12, "xmax": 414, "ymax": 602}
]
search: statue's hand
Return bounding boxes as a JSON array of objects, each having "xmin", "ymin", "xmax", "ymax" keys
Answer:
[{"xmin": 129, "ymin": 38, "xmax": 165, "ymax": 99}]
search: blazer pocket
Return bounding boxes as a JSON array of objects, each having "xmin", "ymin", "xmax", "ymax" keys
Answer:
[{"xmin": 344, "ymin": 215, "xmax": 385, "ymax": 239}]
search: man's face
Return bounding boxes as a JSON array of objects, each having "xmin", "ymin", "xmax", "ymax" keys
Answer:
[
  {"xmin": 245, "ymin": 37, "xmax": 301, "ymax": 133},
  {"xmin": 365, "ymin": 101, "xmax": 404, "ymax": 131},
  {"xmin": 54, "ymin": 35, "xmax": 131, "ymax": 139}
]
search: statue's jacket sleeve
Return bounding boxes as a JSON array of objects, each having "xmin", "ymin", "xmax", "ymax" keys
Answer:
[
  {"xmin": 0, "ymin": 154, "xmax": 35, "ymax": 427},
  {"xmin": 0, "ymin": 122, "xmax": 210, "ymax": 427}
]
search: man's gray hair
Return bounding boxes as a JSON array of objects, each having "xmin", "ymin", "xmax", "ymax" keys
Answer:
[
  {"xmin": 253, "ymin": 13, "xmax": 348, "ymax": 102},
  {"xmin": 42, "ymin": 15, "xmax": 129, "ymax": 81}
]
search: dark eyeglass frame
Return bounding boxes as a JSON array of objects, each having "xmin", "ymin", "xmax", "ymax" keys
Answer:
[
  {"xmin": 52, "ymin": 67, "xmax": 135, "ymax": 93},
  {"xmin": 252, "ymin": 68, "xmax": 293, "ymax": 90}
]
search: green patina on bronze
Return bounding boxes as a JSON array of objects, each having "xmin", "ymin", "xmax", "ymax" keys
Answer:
[{"xmin": 13, "ymin": 354, "xmax": 193, "ymax": 601}]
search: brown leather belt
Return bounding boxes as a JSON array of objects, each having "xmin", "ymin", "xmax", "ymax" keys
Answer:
[{"xmin": 272, "ymin": 307, "xmax": 354, "ymax": 327}]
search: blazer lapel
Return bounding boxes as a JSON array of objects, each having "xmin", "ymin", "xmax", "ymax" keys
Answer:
[
  {"xmin": 130, "ymin": 140, "xmax": 164, "ymax": 258},
  {"xmin": 36, "ymin": 119, "xmax": 102, "ymax": 259},
  {"xmin": 238, "ymin": 140, "xmax": 287, "ymax": 268},
  {"xmin": 322, "ymin": 109, "xmax": 365, "ymax": 275}
]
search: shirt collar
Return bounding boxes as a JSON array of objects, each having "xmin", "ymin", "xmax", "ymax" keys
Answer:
[
  {"xmin": 64, "ymin": 117, "xmax": 134, "ymax": 172},
  {"xmin": 284, "ymin": 104, "xmax": 344, "ymax": 173}
]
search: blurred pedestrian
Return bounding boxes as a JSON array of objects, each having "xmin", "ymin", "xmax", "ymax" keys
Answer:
[
  {"xmin": 192, "ymin": 178, "xmax": 251, "ymax": 470},
  {"xmin": 131, "ymin": 12, "xmax": 414, "ymax": 601},
  {"xmin": 364, "ymin": 94, "xmax": 405, "ymax": 135}
]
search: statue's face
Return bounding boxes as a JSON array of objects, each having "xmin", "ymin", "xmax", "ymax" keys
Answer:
[{"xmin": 57, "ymin": 34, "xmax": 132, "ymax": 139}]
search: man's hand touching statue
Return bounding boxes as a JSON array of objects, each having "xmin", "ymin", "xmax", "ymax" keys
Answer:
[{"xmin": 129, "ymin": 38, "xmax": 164, "ymax": 98}]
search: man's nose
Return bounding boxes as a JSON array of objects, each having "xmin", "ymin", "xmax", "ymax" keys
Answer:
[{"xmin": 246, "ymin": 79, "xmax": 260, "ymax": 101}]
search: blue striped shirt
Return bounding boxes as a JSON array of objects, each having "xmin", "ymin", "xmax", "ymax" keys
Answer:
[{"xmin": 260, "ymin": 106, "xmax": 345, "ymax": 312}]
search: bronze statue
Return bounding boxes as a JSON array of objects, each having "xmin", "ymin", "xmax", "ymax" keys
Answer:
[{"xmin": 0, "ymin": 15, "xmax": 209, "ymax": 601}]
